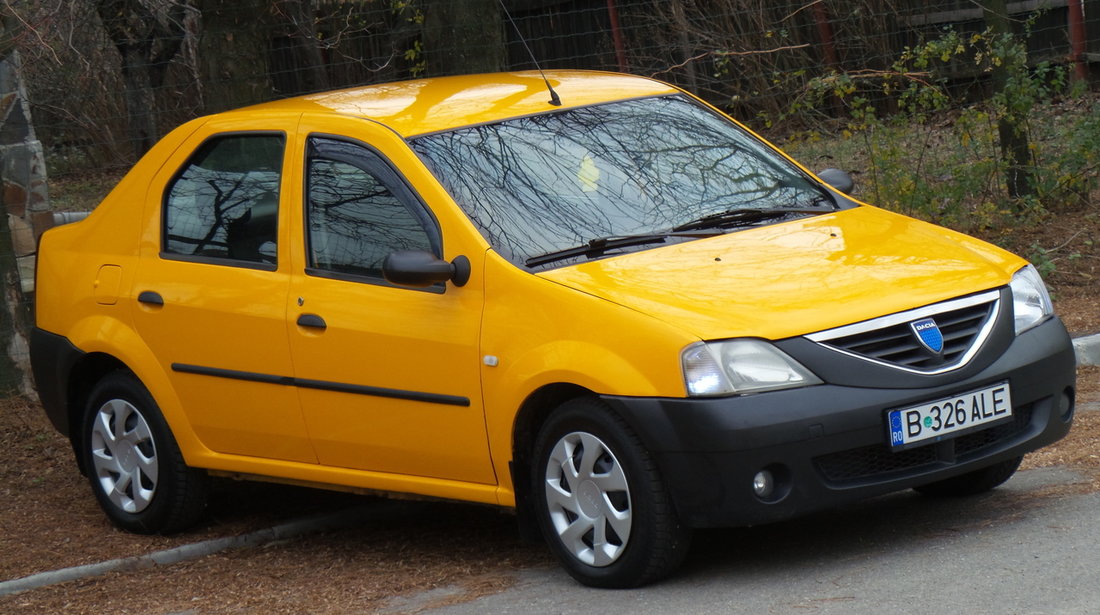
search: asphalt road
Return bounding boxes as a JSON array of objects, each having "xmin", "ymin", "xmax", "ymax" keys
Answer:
[{"xmin": 419, "ymin": 465, "xmax": 1100, "ymax": 615}]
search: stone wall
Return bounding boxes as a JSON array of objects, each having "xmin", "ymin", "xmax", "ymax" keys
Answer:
[{"xmin": 0, "ymin": 51, "xmax": 49, "ymax": 396}]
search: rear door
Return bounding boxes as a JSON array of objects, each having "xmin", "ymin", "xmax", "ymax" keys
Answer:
[{"xmin": 131, "ymin": 117, "xmax": 315, "ymax": 463}]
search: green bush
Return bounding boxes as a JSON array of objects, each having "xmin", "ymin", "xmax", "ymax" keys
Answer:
[{"xmin": 777, "ymin": 24, "xmax": 1096, "ymax": 235}]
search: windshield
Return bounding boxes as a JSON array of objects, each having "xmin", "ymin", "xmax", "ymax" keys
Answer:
[{"xmin": 410, "ymin": 95, "xmax": 834, "ymax": 267}]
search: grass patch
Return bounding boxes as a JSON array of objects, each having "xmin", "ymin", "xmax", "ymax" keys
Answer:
[{"xmin": 47, "ymin": 170, "xmax": 127, "ymax": 213}]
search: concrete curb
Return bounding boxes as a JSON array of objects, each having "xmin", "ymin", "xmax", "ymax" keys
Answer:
[
  {"xmin": 0, "ymin": 502, "xmax": 402, "ymax": 597},
  {"xmin": 1074, "ymin": 333, "xmax": 1100, "ymax": 367}
]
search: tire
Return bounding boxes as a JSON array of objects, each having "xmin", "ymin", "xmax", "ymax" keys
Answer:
[
  {"xmin": 81, "ymin": 371, "xmax": 207, "ymax": 534},
  {"xmin": 532, "ymin": 397, "xmax": 691, "ymax": 588},
  {"xmin": 913, "ymin": 456, "xmax": 1023, "ymax": 497}
]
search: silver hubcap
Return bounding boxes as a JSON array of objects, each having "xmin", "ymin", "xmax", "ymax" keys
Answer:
[
  {"xmin": 544, "ymin": 431, "xmax": 632, "ymax": 567},
  {"xmin": 90, "ymin": 399, "xmax": 159, "ymax": 513}
]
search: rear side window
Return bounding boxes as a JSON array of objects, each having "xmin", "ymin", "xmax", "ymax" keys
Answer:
[
  {"xmin": 163, "ymin": 134, "xmax": 285, "ymax": 266},
  {"xmin": 306, "ymin": 137, "xmax": 438, "ymax": 281}
]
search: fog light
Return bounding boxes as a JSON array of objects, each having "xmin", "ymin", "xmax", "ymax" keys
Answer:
[
  {"xmin": 1060, "ymin": 389, "xmax": 1075, "ymax": 422},
  {"xmin": 752, "ymin": 470, "xmax": 774, "ymax": 498}
]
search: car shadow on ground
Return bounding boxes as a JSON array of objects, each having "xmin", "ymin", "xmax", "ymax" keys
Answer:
[
  {"xmin": 677, "ymin": 466, "xmax": 1086, "ymax": 581},
  {"xmin": 201, "ymin": 463, "xmax": 1086, "ymax": 585}
]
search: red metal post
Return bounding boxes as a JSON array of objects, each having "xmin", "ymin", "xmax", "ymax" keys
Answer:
[
  {"xmin": 812, "ymin": 1, "xmax": 840, "ymax": 69},
  {"xmin": 1068, "ymin": 0, "xmax": 1088, "ymax": 82},
  {"xmin": 606, "ymin": 0, "xmax": 628, "ymax": 72}
]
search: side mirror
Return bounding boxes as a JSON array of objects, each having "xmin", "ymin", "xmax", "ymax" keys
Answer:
[
  {"xmin": 383, "ymin": 250, "xmax": 471, "ymax": 288},
  {"xmin": 816, "ymin": 168, "xmax": 855, "ymax": 195}
]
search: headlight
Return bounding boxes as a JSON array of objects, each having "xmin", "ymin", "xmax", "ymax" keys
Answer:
[
  {"xmin": 682, "ymin": 339, "xmax": 822, "ymax": 397},
  {"xmin": 1010, "ymin": 264, "xmax": 1054, "ymax": 335}
]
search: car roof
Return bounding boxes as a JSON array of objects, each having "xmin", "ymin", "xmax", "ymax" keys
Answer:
[{"xmin": 233, "ymin": 70, "xmax": 680, "ymax": 138}]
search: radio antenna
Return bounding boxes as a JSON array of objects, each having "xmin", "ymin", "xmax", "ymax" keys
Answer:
[{"xmin": 497, "ymin": 0, "xmax": 562, "ymax": 106}]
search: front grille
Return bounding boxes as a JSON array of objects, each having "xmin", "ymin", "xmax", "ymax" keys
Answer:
[
  {"xmin": 828, "ymin": 303, "xmax": 991, "ymax": 367},
  {"xmin": 806, "ymin": 290, "xmax": 1000, "ymax": 373},
  {"xmin": 955, "ymin": 405, "xmax": 1033, "ymax": 456},
  {"xmin": 814, "ymin": 404, "xmax": 1033, "ymax": 485},
  {"xmin": 815, "ymin": 441, "xmax": 939, "ymax": 483}
]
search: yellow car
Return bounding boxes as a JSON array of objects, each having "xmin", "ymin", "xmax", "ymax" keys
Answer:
[{"xmin": 31, "ymin": 71, "xmax": 1076, "ymax": 588}]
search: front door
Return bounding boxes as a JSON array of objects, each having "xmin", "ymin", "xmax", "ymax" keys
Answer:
[{"xmin": 286, "ymin": 133, "xmax": 494, "ymax": 484}]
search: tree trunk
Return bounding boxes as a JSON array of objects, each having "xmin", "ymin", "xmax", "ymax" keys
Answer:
[
  {"xmin": 0, "ymin": 203, "xmax": 26, "ymax": 393},
  {"xmin": 119, "ymin": 44, "xmax": 158, "ymax": 158},
  {"xmin": 981, "ymin": 0, "xmax": 1036, "ymax": 199},
  {"xmin": 196, "ymin": 0, "xmax": 275, "ymax": 112},
  {"xmin": 670, "ymin": 1, "xmax": 697, "ymax": 93},
  {"xmin": 423, "ymin": 0, "xmax": 505, "ymax": 77},
  {"xmin": 277, "ymin": 0, "xmax": 329, "ymax": 94},
  {"xmin": 96, "ymin": 0, "xmax": 189, "ymax": 159}
]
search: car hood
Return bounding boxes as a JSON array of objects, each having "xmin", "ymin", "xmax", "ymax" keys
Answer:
[{"xmin": 536, "ymin": 206, "xmax": 1024, "ymax": 341}]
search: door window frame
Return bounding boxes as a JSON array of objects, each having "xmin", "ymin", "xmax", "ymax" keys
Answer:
[{"xmin": 303, "ymin": 134, "xmax": 445, "ymax": 292}]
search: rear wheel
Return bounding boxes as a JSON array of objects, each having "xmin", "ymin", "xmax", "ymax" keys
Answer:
[
  {"xmin": 532, "ymin": 397, "xmax": 690, "ymax": 588},
  {"xmin": 914, "ymin": 456, "xmax": 1023, "ymax": 497},
  {"xmin": 82, "ymin": 371, "xmax": 207, "ymax": 533}
]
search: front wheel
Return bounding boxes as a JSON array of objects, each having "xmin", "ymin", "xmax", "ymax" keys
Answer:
[
  {"xmin": 913, "ymin": 456, "xmax": 1023, "ymax": 497},
  {"xmin": 81, "ymin": 371, "xmax": 207, "ymax": 533},
  {"xmin": 532, "ymin": 398, "xmax": 691, "ymax": 588}
]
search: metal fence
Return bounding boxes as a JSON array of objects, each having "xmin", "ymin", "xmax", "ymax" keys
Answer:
[{"xmin": 1, "ymin": 0, "xmax": 1099, "ymax": 392}]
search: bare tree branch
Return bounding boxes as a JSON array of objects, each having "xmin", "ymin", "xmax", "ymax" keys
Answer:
[{"xmin": 650, "ymin": 44, "xmax": 811, "ymax": 78}]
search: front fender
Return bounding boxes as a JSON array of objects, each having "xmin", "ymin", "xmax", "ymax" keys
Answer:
[{"xmin": 479, "ymin": 252, "xmax": 698, "ymax": 503}]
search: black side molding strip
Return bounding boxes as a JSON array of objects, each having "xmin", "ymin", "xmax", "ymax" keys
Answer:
[
  {"xmin": 294, "ymin": 377, "xmax": 469, "ymax": 406},
  {"xmin": 171, "ymin": 363, "xmax": 470, "ymax": 407},
  {"xmin": 172, "ymin": 363, "xmax": 295, "ymax": 386}
]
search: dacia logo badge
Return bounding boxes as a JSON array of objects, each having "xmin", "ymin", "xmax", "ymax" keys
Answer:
[{"xmin": 910, "ymin": 317, "xmax": 944, "ymax": 355}]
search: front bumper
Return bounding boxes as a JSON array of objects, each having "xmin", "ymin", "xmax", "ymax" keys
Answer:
[{"xmin": 602, "ymin": 317, "xmax": 1076, "ymax": 528}]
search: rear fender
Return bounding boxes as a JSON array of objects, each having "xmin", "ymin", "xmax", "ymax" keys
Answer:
[{"xmin": 63, "ymin": 316, "xmax": 205, "ymax": 463}]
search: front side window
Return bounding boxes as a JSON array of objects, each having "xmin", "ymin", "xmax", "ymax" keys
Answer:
[
  {"xmin": 410, "ymin": 95, "xmax": 834, "ymax": 268},
  {"xmin": 306, "ymin": 137, "xmax": 437, "ymax": 281},
  {"xmin": 164, "ymin": 134, "xmax": 284, "ymax": 266}
]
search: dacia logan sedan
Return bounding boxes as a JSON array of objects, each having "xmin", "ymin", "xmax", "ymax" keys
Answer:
[{"xmin": 31, "ymin": 71, "xmax": 1076, "ymax": 588}]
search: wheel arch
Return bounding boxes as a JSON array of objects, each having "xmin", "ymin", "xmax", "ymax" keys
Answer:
[
  {"xmin": 53, "ymin": 315, "xmax": 203, "ymax": 470},
  {"xmin": 64, "ymin": 352, "xmax": 133, "ymax": 474},
  {"xmin": 508, "ymin": 382, "xmax": 596, "ymax": 539},
  {"xmin": 522, "ymin": 393, "xmax": 692, "ymax": 586}
]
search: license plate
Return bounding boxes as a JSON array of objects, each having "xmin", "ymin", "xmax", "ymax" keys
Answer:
[{"xmin": 887, "ymin": 382, "xmax": 1012, "ymax": 449}]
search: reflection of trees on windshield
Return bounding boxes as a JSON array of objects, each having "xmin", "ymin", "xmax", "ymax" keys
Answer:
[{"xmin": 411, "ymin": 95, "xmax": 825, "ymax": 264}]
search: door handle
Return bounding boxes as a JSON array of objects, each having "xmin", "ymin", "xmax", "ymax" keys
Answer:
[
  {"xmin": 137, "ymin": 291, "xmax": 164, "ymax": 306},
  {"xmin": 296, "ymin": 313, "xmax": 327, "ymax": 330}
]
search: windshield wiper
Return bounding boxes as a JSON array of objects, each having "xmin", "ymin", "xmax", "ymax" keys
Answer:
[
  {"xmin": 671, "ymin": 203, "xmax": 835, "ymax": 233},
  {"xmin": 525, "ymin": 231, "xmax": 720, "ymax": 268}
]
